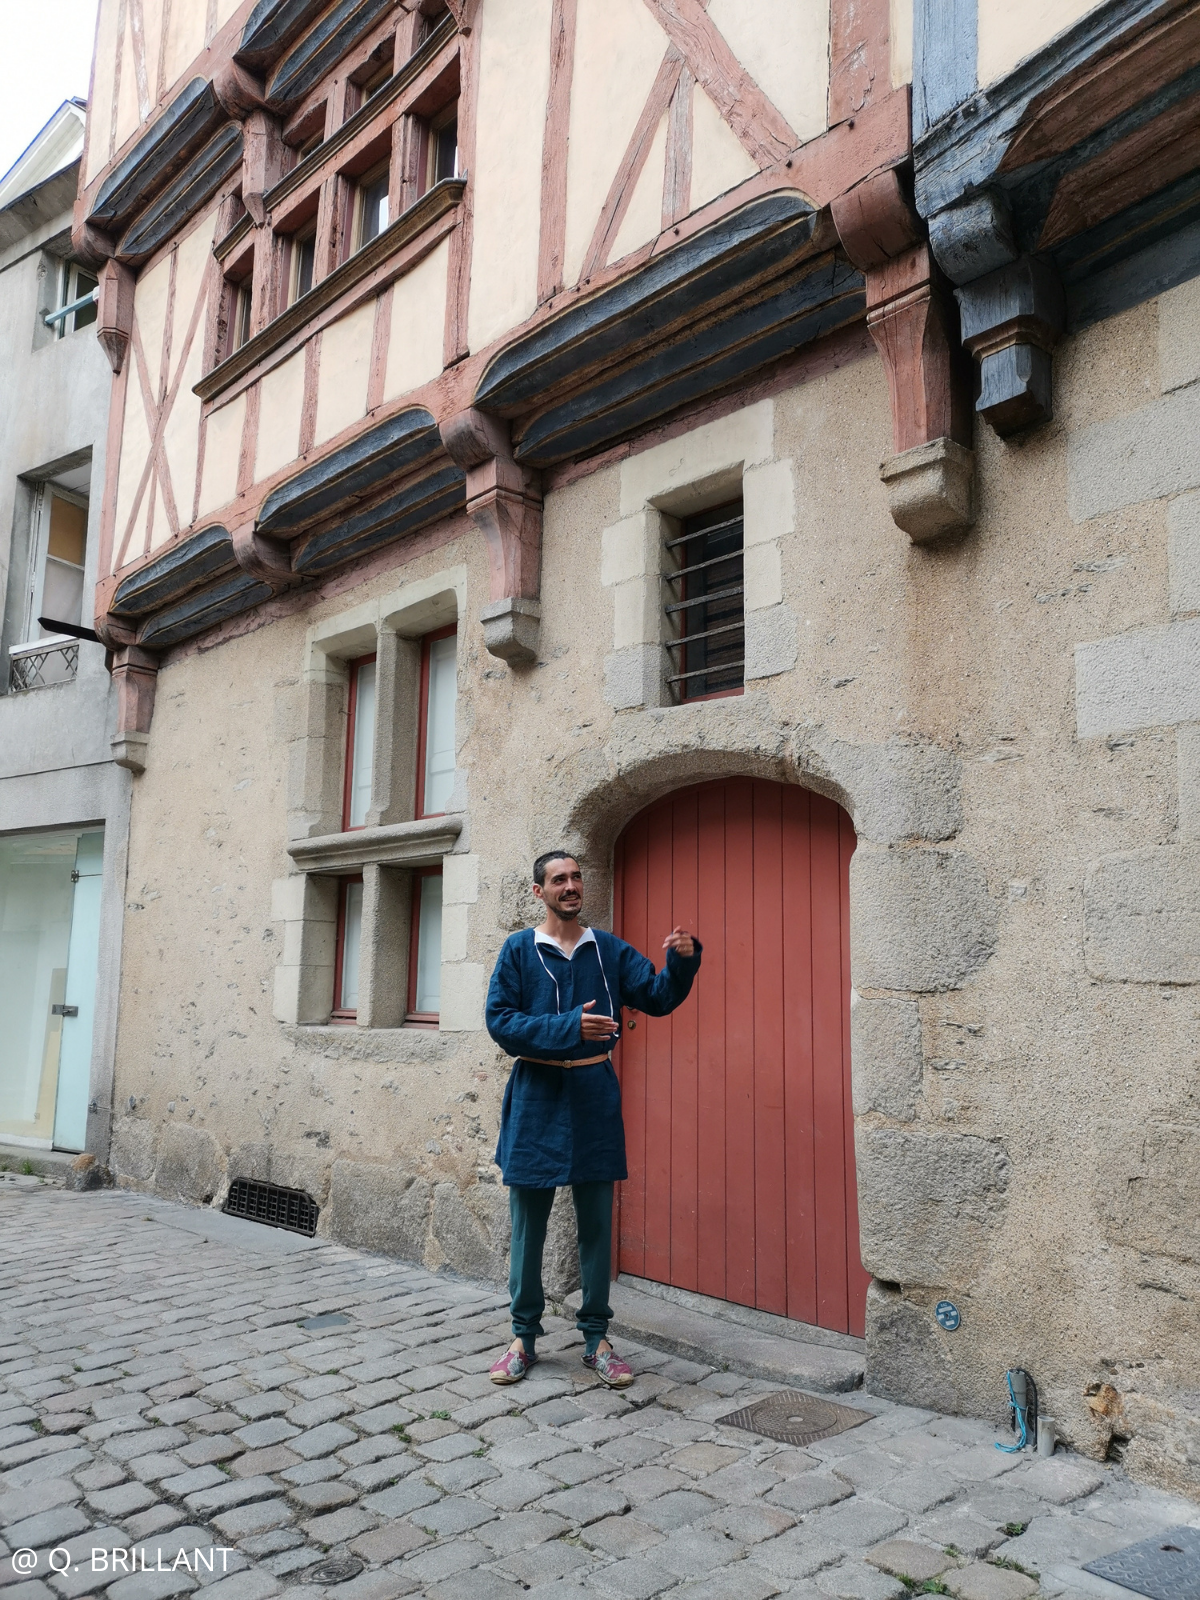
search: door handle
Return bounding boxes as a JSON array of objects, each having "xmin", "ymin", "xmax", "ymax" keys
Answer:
[{"xmin": 52, "ymin": 1004, "xmax": 79, "ymax": 1017}]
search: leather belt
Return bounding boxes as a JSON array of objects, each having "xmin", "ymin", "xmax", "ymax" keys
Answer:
[{"xmin": 520, "ymin": 1054, "xmax": 611, "ymax": 1068}]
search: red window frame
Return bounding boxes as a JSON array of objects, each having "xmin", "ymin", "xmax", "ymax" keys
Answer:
[
  {"xmin": 406, "ymin": 865, "xmax": 443, "ymax": 1025},
  {"xmin": 341, "ymin": 652, "xmax": 377, "ymax": 831},
  {"xmin": 414, "ymin": 623, "xmax": 457, "ymax": 819},
  {"xmin": 332, "ymin": 873, "xmax": 364, "ymax": 1022}
]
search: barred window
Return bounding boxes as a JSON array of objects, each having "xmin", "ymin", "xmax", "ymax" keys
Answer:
[{"xmin": 664, "ymin": 500, "xmax": 745, "ymax": 701}]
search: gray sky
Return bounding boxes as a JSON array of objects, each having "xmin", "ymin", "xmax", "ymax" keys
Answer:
[{"xmin": 0, "ymin": 0, "xmax": 101, "ymax": 183}]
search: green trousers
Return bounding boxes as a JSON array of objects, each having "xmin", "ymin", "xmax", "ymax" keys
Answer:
[{"xmin": 508, "ymin": 1183, "xmax": 613, "ymax": 1356}]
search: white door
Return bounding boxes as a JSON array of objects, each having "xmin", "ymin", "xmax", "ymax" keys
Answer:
[{"xmin": 52, "ymin": 830, "xmax": 104, "ymax": 1152}]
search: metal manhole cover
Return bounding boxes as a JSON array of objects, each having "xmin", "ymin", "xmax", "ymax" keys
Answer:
[
  {"xmin": 303, "ymin": 1558, "xmax": 364, "ymax": 1585},
  {"xmin": 1085, "ymin": 1526, "xmax": 1200, "ymax": 1600},
  {"xmin": 716, "ymin": 1389, "xmax": 874, "ymax": 1448}
]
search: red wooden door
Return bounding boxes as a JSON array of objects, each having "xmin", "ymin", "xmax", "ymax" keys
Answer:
[{"xmin": 613, "ymin": 777, "xmax": 869, "ymax": 1336}]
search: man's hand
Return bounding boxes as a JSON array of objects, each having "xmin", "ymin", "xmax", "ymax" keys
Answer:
[
  {"xmin": 580, "ymin": 999, "xmax": 619, "ymax": 1041},
  {"xmin": 663, "ymin": 926, "xmax": 695, "ymax": 959}
]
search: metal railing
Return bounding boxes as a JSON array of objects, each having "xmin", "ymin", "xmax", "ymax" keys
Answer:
[
  {"xmin": 662, "ymin": 506, "xmax": 745, "ymax": 701},
  {"xmin": 8, "ymin": 636, "xmax": 79, "ymax": 692}
]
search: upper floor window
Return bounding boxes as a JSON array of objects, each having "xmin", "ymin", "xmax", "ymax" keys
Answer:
[
  {"xmin": 417, "ymin": 626, "xmax": 457, "ymax": 816},
  {"xmin": 343, "ymin": 654, "xmax": 376, "ymax": 829},
  {"xmin": 664, "ymin": 500, "xmax": 745, "ymax": 701},
  {"xmin": 428, "ymin": 105, "xmax": 459, "ymax": 188},
  {"xmin": 332, "ymin": 875, "xmax": 364, "ymax": 1021},
  {"xmin": 10, "ymin": 470, "xmax": 90, "ymax": 692},
  {"xmin": 45, "ymin": 261, "xmax": 98, "ymax": 339},
  {"xmin": 289, "ymin": 227, "xmax": 316, "ymax": 304},
  {"xmin": 356, "ymin": 161, "xmax": 390, "ymax": 248}
]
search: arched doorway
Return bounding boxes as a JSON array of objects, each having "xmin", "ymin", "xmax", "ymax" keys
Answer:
[{"xmin": 612, "ymin": 777, "xmax": 869, "ymax": 1337}]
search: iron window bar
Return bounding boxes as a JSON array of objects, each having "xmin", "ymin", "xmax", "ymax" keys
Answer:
[
  {"xmin": 664, "ymin": 513, "xmax": 744, "ymax": 548},
  {"xmin": 667, "ymin": 660, "xmax": 745, "ymax": 686},
  {"xmin": 662, "ymin": 549, "xmax": 745, "ymax": 582},
  {"xmin": 44, "ymin": 287, "xmax": 99, "ymax": 327},
  {"xmin": 664, "ymin": 619, "xmax": 745, "ymax": 649},
  {"xmin": 665, "ymin": 582, "xmax": 745, "ymax": 615}
]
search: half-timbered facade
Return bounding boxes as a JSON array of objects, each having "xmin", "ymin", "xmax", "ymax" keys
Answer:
[{"xmin": 75, "ymin": 0, "xmax": 1200, "ymax": 1492}]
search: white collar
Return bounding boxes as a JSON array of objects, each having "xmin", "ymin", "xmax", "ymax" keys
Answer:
[{"xmin": 534, "ymin": 924, "xmax": 597, "ymax": 959}]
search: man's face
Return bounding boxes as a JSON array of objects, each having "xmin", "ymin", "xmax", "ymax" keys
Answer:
[{"xmin": 534, "ymin": 857, "xmax": 584, "ymax": 920}]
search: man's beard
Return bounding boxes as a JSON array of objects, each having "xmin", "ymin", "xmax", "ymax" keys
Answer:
[{"xmin": 554, "ymin": 900, "xmax": 581, "ymax": 921}]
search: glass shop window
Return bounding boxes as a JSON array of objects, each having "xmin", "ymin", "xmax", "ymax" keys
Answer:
[
  {"xmin": 342, "ymin": 654, "xmax": 376, "ymax": 829},
  {"xmin": 417, "ymin": 626, "xmax": 456, "ymax": 816},
  {"xmin": 407, "ymin": 868, "xmax": 442, "ymax": 1022},
  {"xmin": 332, "ymin": 876, "xmax": 364, "ymax": 1021}
]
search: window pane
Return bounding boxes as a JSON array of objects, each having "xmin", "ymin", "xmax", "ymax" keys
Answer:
[
  {"xmin": 294, "ymin": 234, "xmax": 315, "ymax": 300},
  {"xmin": 41, "ymin": 559, "xmax": 84, "ymax": 632},
  {"xmin": 423, "ymin": 634, "xmax": 457, "ymax": 814},
  {"xmin": 72, "ymin": 269, "xmax": 98, "ymax": 331},
  {"xmin": 48, "ymin": 496, "xmax": 86, "ymax": 565},
  {"xmin": 0, "ymin": 830, "xmax": 78, "ymax": 1144},
  {"xmin": 360, "ymin": 173, "xmax": 389, "ymax": 245},
  {"xmin": 433, "ymin": 119, "xmax": 458, "ymax": 184},
  {"xmin": 414, "ymin": 874, "xmax": 442, "ymax": 1013},
  {"xmin": 347, "ymin": 659, "xmax": 376, "ymax": 828},
  {"xmin": 339, "ymin": 881, "xmax": 363, "ymax": 1011}
]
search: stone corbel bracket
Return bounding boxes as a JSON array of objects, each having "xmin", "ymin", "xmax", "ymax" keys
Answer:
[
  {"xmin": 442, "ymin": 408, "xmax": 543, "ymax": 665},
  {"xmin": 832, "ymin": 168, "xmax": 975, "ymax": 543},
  {"xmin": 108, "ymin": 645, "xmax": 160, "ymax": 774}
]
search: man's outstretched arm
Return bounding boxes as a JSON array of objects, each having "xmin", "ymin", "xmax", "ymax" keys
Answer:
[{"xmin": 616, "ymin": 933, "xmax": 702, "ymax": 1017}]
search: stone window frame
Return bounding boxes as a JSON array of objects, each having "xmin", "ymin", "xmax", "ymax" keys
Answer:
[
  {"xmin": 599, "ymin": 399, "xmax": 799, "ymax": 713},
  {"xmin": 273, "ymin": 563, "xmax": 472, "ymax": 1030}
]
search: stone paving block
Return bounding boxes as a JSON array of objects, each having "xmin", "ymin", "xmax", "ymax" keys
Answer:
[
  {"xmin": 190, "ymin": 1571, "xmax": 280, "ymax": 1600},
  {"xmin": 588, "ymin": 1556, "xmax": 677, "ymax": 1599},
  {"xmin": 886, "ymin": 1433, "xmax": 960, "ymax": 1467},
  {"xmin": 495, "ymin": 1540, "xmax": 592, "ymax": 1587},
  {"xmin": 448, "ymin": 1396, "xmax": 519, "ymax": 1430},
  {"xmin": 477, "ymin": 1469, "xmax": 558, "ymax": 1511},
  {"xmin": 147, "ymin": 1402, "xmax": 213, "ymax": 1427},
  {"xmin": 670, "ymin": 1568, "xmax": 781, "ymax": 1600},
  {"xmin": 289, "ymin": 1377, "xmax": 349, "ymax": 1402},
  {"xmin": 805, "ymin": 1500, "xmax": 909, "ymax": 1552},
  {"xmin": 581, "ymin": 1515, "xmax": 664, "ymax": 1557},
  {"xmin": 670, "ymin": 1444, "xmax": 745, "ymax": 1476},
  {"xmin": 398, "ymin": 1366, "xmax": 460, "ymax": 1394},
  {"xmin": 396, "ymin": 1536, "xmax": 487, "ymax": 1583},
  {"xmin": 542, "ymin": 1451, "xmax": 608, "ymax": 1487},
  {"xmin": 947, "ymin": 1448, "xmax": 1021, "ymax": 1484},
  {"xmin": 259, "ymin": 1548, "xmax": 321, "ymax": 1579},
  {"xmin": 522, "ymin": 1400, "xmax": 586, "ymax": 1429},
  {"xmin": 177, "ymin": 1439, "xmax": 243, "ymax": 1468},
  {"xmin": 231, "ymin": 1397, "xmax": 291, "ymax": 1423},
  {"xmin": 412, "ymin": 1433, "xmax": 478, "ymax": 1463},
  {"xmin": 337, "ymin": 1436, "xmax": 409, "ymax": 1468},
  {"xmin": 879, "ymin": 1470, "xmax": 961, "ymax": 1515},
  {"xmin": 746, "ymin": 1528, "xmax": 843, "ymax": 1581},
  {"xmin": 158, "ymin": 1467, "xmax": 228, "ymax": 1498},
  {"xmin": 644, "ymin": 1527, "xmax": 742, "ymax": 1579},
  {"xmin": 93, "ymin": 1396, "xmax": 150, "ymax": 1422},
  {"xmin": 469, "ymin": 1508, "xmax": 570, "ymax": 1557},
  {"xmin": 0, "ymin": 1428, "xmax": 37, "ymax": 1453},
  {"xmin": 279, "ymin": 1459, "xmax": 344, "ymax": 1487},
  {"xmin": 359, "ymin": 1479, "xmax": 440, "ymax": 1519},
  {"xmin": 232, "ymin": 1448, "xmax": 301, "ymax": 1480},
  {"xmin": 212, "ymin": 1499, "xmax": 295, "ymax": 1540},
  {"xmin": 191, "ymin": 1413, "xmax": 245, "ymax": 1437},
  {"xmin": 489, "ymin": 1435, "xmax": 574, "ymax": 1471},
  {"xmin": 326, "ymin": 1572, "xmax": 416, "ymax": 1600},
  {"xmin": 946, "ymin": 1562, "xmax": 1037, "ymax": 1600},
  {"xmin": 185, "ymin": 1476, "xmax": 281, "ymax": 1515},
  {"xmin": 913, "ymin": 1511, "xmax": 1005, "ymax": 1558},
  {"xmin": 866, "ymin": 1539, "xmax": 953, "ymax": 1580},
  {"xmin": 288, "ymin": 1481, "xmax": 358, "ymax": 1512},
  {"xmin": 425, "ymin": 1569, "xmax": 522, "ymax": 1600},
  {"xmin": 611, "ymin": 1466, "xmax": 692, "ymax": 1504},
  {"xmin": 129, "ymin": 1452, "xmax": 192, "ymax": 1484},
  {"xmin": 541, "ymin": 1484, "xmax": 629, "ymax": 1526},
  {"xmin": 1016, "ymin": 1460, "xmax": 1104, "ymax": 1506},
  {"xmin": 285, "ymin": 1399, "xmax": 351, "ymax": 1430},
  {"xmin": 834, "ymin": 1452, "xmax": 902, "ymax": 1492},
  {"xmin": 0, "ymin": 1480, "xmax": 82, "ymax": 1526},
  {"xmin": 342, "ymin": 1458, "xmax": 413, "ymax": 1493},
  {"xmin": 424, "ymin": 1457, "xmax": 496, "ymax": 1494},
  {"xmin": 704, "ymin": 1503, "xmax": 795, "ymax": 1543},
  {"xmin": 103, "ymin": 1431, "xmax": 190, "ymax": 1464},
  {"xmin": 348, "ymin": 1518, "xmax": 430, "ymax": 1562},
  {"xmin": 3, "ymin": 1504, "xmax": 90, "ymax": 1555},
  {"xmin": 73, "ymin": 1460, "xmax": 129, "ymax": 1492},
  {"xmin": 87, "ymin": 1482, "xmax": 157, "ymax": 1518},
  {"xmin": 289, "ymin": 1424, "xmax": 357, "ymax": 1461},
  {"xmin": 699, "ymin": 1462, "xmax": 783, "ymax": 1505},
  {"xmin": 299, "ymin": 1505, "xmax": 377, "ymax": 1543},
  {"xmin": 410, "ymin": 1497, "xmax": 497, "ymax": 1538},
  {"xmin": 766, "ymin": 1473, "xmax": 854, "ymax": 1516},
  {"xmin": 815, "ymin": 1557, "xmax": 907, "ymax": 1600},
  {"xmin": 354, "ymin": 1406, "xmax": 416, "ymax": 1437},
  {"xmin": 236, "ymin": 1532, "xmax": 302, "ymax": 1560},
  {"xmin": 639, "ymin": 1489, "xmax": 720, "ymax": 1532},
  {"xmin": 124, "ymin": 1507, "xmax": 188, "ymax": 1541},
  {"xmin": 105, "ymin": 1571, "xmax": 196, "ymax": 1600},
  {"xmin": 232, "ymin": 1423, "xmax": 298, "ymax": 1452},
  {"xmin": 990, "ymin": 1514, "xmax": 1129, "ymax": 1573}
]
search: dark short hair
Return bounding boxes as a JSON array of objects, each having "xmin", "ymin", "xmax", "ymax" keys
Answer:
[{"xmin": 533, "ymin": 850, "xmax": 579, "ymax": 886}]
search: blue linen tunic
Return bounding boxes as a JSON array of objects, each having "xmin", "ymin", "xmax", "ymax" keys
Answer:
[{"xmin": 486, "ymin": 927, "xmax": 703, "ymax": 1188}]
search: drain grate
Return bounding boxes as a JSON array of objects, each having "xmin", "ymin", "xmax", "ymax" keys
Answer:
[
  {"xmin": 223, "ymin": 1177, "xmax": 319, "ymax": 1237},
  {"xmin": 717, "ymin": 1389, "xmax": 874, "ymax": 1448},
  {"xmin": 302, "ymin": 1558, "xmax": 363, "ymax": 1586},
  {"xmin": 1085, "ymin": 1526, "xmax": 1200, "ymax": 1600}
]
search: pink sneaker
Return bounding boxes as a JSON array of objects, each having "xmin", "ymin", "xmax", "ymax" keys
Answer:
[
  {"xmin": 582, "ymin": 1347, "xmax": 633, "ymax": 1387},
  {"xmin": 489, "ymin": 1345, "xmax": 537, "ymax": 1385}
]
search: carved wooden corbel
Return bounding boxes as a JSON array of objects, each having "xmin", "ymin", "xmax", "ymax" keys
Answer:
[
  {"xmin": 71, "ymin": 217, "xmax": 115, "ymax": 271},
  {"xmin": 109, "ymin": 645, "xmax": 160, "ymax": 774},
  {"xmin": 241, "ymin": 109, "xmax": 286, "ymax": 226},
  {"xmin": 213, "ymin": 60, "xmax": 266, "ymax": 122},
  {"xmin": 96, "ymin": 259, "xmax": 135, "ymax": 375},
  {"xmin": 442, "ymin": 408, "xmax": 543, "ymax": 664},
  {"xmin": 832, "ymin": 167, "xmax": 975, "ymax": 542},
  {"xmin": 231, "ymin": 520, "xmax": 301, "ymax": 588}
]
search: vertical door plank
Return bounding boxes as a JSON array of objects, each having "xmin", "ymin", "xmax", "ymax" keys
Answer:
[
  {"xmin": 723, "ymin": 778, "xmax": 757, "ymax": 1308},
  {"xmin": 642, "ymin": 800, "xmax": 675, "ymax": 1285},
  {"xmin": 616, "ymin": 815, "xmax": 649, "ymax": 1278},
  {"xmin": 752, "ymin": 781, "xmax": 788, "ymax": 1316},
  {"xmin": 695, "ymin": 781, "xmax": 727, "ymax": 1299},
  {"xmin": 782, "ymin": 785, "xmax": 817, "ymax": 1325},
  {"xmin": 669, "ymin": 788, "xmax": 701, "ymax": 1291}
]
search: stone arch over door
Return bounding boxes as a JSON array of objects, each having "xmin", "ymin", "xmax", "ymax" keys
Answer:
[{"xmin": 612, "ymin": 775, "xmax": 871, "ymax": 1337}]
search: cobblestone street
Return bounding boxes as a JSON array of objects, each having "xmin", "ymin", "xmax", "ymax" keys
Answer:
[{"xmin": 1, "ymin": 1182, "xmax": 1195, "ymax": 1600}]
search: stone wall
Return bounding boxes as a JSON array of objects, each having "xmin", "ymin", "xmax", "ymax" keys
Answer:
[{"xmin": 108, "ymin": 293, "xmax": 1199, "ymax": 1497}]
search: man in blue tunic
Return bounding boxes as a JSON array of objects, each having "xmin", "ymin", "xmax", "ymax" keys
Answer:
[{"xmin": 485, "ymin": 850, "xmax": 701, "ymax": 1387}]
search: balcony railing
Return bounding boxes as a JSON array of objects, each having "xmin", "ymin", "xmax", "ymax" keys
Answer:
[{"xmin": 8, "ymin": 636, "xmax": 79, "ymax": 692}]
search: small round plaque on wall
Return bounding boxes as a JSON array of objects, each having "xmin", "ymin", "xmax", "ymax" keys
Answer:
[{"xmin": 935, "ymin": 1300, "xmax": 961, "ymax": 1331}]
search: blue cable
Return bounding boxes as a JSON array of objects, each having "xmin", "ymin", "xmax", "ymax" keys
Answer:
[{"xmin": 995, "ymin": 1370, "xmax": 1029, "ymax": 1453}]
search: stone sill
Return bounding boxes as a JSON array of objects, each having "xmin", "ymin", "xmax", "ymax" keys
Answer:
[{"xmin": 287, "ymin": 812, "xmax": 463, "ymax": 872}]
